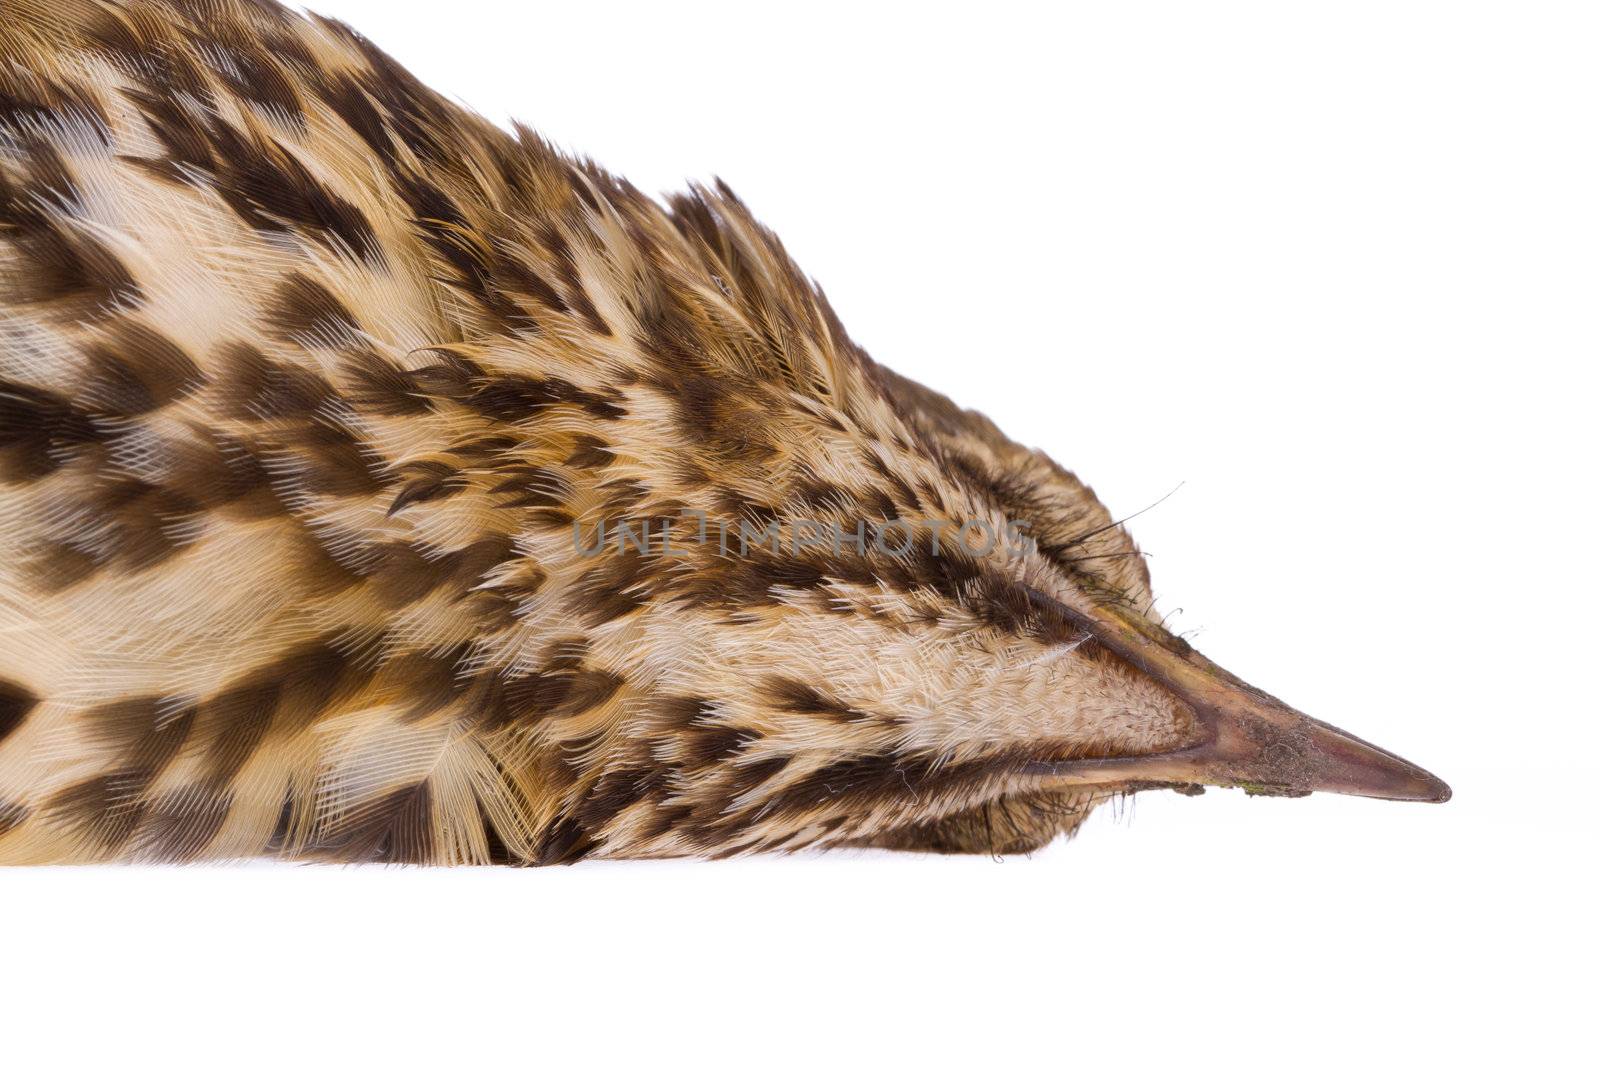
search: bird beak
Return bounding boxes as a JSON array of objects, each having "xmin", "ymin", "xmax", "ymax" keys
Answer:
[{"xmin": 1024, "ymin": 592, "xmax": 1452, "ymax": 803}]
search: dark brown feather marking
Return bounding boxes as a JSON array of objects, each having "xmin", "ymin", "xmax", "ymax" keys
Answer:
[
  {"xmin": 215, "ymin": 341, "xmax": 337, "ymax": 420},
  {"xmin": 530, "ymin": 813, "xmax": 595, "ymax": 866},
  {"xmin": 0, "ymin": 199, "xmax": 144, "ymax": 320},
  {"xmin": 133, "ymin": 784, "xmax": 233, "ymax": 862},
  {"xmin": 763, "ymin": 676, "xmax": 869, "ymax": 724},
  {"xmin": 266, "ymin": 272, "xmax": 360, "ymax": 342},
  {"xmin": 0, "ymin": 681, "xmax": 39, "ymax": 746},
  {"xmin": 501, "ymin": 668, "xmax": 623, "ymax": 722},
  {"xmin": 0, "ymin": 381, "xmax": 101, "ymax": 482},
  {"xmin": 79, "ymin": 321, "xmax": 207, "ymax": 417},
  {"xmin": 43, "ymin": 773, "xmax": 153, "ymax": 854},
  {"xmin": 321, "ymin": 780, "xmax": 435, "ymax": 864},
  {"xmin": 194, "ymin": 679, "xmax": 282, "ymax": 786},
  {"xmin": 0, "ymin": 801, "xmax": 26, "ymax": 839}
]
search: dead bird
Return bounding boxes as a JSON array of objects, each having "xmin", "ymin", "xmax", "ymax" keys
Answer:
[{"xmin": 0, "ymin": 0, "xmax": 1448, "ymax": 864}]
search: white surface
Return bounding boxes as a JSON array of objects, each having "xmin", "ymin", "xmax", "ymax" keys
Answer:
[{"xmin": 6, "ymin": 1, "xmax": 1594, "ymax": 1063}]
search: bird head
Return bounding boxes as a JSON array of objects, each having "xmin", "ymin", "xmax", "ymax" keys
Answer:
[{"xmin": 455, "ymin": 187, "xmax": 1450, "ymax": 860}]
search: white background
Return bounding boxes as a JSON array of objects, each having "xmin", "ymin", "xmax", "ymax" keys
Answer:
[{"xmin": 6, "ymin": 2, "xmax": 1595, "ymax": 1063}]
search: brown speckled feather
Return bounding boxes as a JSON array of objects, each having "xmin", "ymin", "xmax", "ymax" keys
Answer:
[{"xmin": 0, "ymin": 0, "xmax": 1446, "ymax": 865}]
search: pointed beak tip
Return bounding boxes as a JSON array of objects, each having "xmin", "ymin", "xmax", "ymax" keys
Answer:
[
  {"xmin": 1365, "ymin": 761, "xmax": 1451, "ymax": 803},
  {"xmin": 1416, "ymin": 772, "xmax": 1452, "ymax": 804},
  {"xmin": 1345, "ymin": 755, "xmax": 1452, "ymax": 804},
  {"xmin": 1368, "ymin": 741, "xmax": 1452, "ymax": 803}
]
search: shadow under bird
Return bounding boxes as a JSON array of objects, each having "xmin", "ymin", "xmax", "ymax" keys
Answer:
[{"xmin": 0, "ymin": 0, "xmax": 1448, "ymax": 864}]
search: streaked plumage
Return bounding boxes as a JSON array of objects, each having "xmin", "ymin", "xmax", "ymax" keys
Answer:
[{"xmin": 0, "ymin": 0, "xmax": 1446, "ymax": 864}]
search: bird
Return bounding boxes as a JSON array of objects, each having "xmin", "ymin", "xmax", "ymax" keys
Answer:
[{"xmin": 0, "ymin": 0, "xmax": 1448, "ymax": 865}]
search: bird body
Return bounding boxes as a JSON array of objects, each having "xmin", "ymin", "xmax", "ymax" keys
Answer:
[{"xmin": 0, "ymin": 0, "xmax": 1446, "ymax": 864}]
